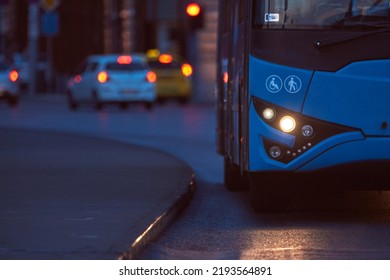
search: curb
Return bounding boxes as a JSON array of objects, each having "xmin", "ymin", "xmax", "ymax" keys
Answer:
[{"xmin": 118, "ymin": 174, "xmax": 196, "ymax": 260}]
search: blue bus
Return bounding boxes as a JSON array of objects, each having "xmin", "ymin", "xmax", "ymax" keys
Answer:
[{"xmin": 216, "ymin": 0, "xmax": 390, "ymax": 212}]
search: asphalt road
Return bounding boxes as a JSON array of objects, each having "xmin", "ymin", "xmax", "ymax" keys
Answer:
[
  {"xmin": 1, "ymin": 96, "xmax": 390, "ymax": 259},
  {"xmin": 0, "ymin": 126, "xmax": 193, "ymax": 259}
]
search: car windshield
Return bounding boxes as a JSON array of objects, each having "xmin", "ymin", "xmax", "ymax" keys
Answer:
[
  {"xmin": 105, "ymin": 62, "xmax": 146, "ymax": 71},
  {"xmin": 253, "ymin": 0, "xmax": 390, "ymax": 30}
]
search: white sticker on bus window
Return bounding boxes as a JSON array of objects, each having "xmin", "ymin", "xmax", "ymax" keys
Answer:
[{"xmin": 265, "ymin": 13, "xmax": 280, "ymax": 22}]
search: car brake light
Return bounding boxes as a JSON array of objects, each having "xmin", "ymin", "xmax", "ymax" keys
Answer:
[
  {"xmin": 9, "ymin": 70, "xmax": 19, "ymax": 82},
  {"xmin": 181, "ymin": 63, "xmax": 193, "ymax": 77},
  {"xmin": 146, "ymin": 71, "xmax": 157, "ymax": 83},
  {"xmin": 97, "ymin": 71, "xmax": 109, "ymax": 83},
  {"xmin": 117, "ymin": 55, "xmax": 132, "ymax": 64},
  {"xmin": 159, "ymin": 54, "xmax": 173, "ymax": 64},
  {"xmin": 74, "ymin": 75, "xmax": 82, "ymax": 83}
]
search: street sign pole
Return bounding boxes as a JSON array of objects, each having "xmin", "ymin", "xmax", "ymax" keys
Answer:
[
  {"xmin": 0, "ymin": 0, "xmax": 8, "ymax": 55},
  {"xmin": 41, "ymin": 11, "xmax": 59, "ymax": 93},
  {"xmin": 41, "ymin": 0, "xmax": 60, "ymax": 94},
  {"xmin": 28, "ymin": 0, "xmax": 39, "ymax": 96}
]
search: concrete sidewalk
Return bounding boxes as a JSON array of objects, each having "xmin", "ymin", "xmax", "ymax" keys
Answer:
[{"xmin": 0, "ymin": 127, "xmax": 194, "ymax": 259}]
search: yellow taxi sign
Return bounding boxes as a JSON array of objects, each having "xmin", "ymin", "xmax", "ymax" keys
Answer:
[{"xmin": 146, "ymin": 49, "xmax": 160, "ymax": 59}]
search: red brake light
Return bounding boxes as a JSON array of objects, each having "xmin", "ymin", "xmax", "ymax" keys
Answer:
[
  {"xmin": 117, "ymin": 55, "xmax": 132, "ymax": 64},
  {"xmin": 158, "ymin": 54, "xmax": 173, "ymax": 64},
  {"xmin": 74, "ymin": 75, "xmax": 82, "ymax": 83},
  {"xmin": 9, "ymin": 70, "xmax": 19, "ymax": 82},
  {"xmin": 97, "ymin": 71, "xmax": 109, "ymax": 83},
  {"xmin": 181, "ymin": 63, "xmax": 193, "ymax": 77},
  {"xmin": 146, "ymin": 71, "xmax": 157, "ymax": 83}
]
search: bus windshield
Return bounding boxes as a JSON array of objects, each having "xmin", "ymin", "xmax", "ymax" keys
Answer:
[{"xmin": 253, "ymin": 0, "xmax": 390, "ymax": 30}]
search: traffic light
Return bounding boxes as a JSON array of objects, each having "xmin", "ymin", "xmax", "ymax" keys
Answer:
[{"xmin": 186, "ymin": 2, "xmax": 204, "ymax": 30}]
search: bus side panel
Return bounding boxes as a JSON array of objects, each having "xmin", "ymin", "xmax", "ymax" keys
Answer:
[{"xmin": 217, "ymin": 0, "xmax": 249, "ymax": 168}]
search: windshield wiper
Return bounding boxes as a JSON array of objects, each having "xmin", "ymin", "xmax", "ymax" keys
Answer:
[{"xmin": 314, "ymin": 26, "xmax": 390, "ymax": 48}]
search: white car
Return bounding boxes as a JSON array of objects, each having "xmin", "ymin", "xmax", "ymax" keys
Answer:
[
  {"xmin": 0, "ymin": 62, "xmax": 19, "ymax": 107},
  {"xmin": 66, "ymin": 54, "xmax": 157, "ymax": 110}
]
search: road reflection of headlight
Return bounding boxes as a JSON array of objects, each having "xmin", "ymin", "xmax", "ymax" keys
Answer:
[{"xmin": 280, "ymin": 116, "xmax": 296, "ymax": 133}]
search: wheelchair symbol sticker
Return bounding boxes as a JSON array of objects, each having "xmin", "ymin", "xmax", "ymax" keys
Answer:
[
  {"xmin": 266, "ymin": 75, "xmax": 282, "ymax": 93},
  {"xmin": 284, "ymin": 75, "xmax": 302, "ymax": 93}
]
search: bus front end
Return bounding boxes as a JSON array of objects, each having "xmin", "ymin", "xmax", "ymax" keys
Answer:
[{"xmin": 248, "ymin": 0, "xmax": 390, "ymax": 211}]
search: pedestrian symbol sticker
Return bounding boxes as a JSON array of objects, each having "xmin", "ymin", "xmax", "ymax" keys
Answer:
[
  {"xmin": 284, "ymin": 75, "xmax": 302, "ymax": 94},
  {"xmin": 265, "ymin": 75, "xmax": 282, "ymax": 93}
]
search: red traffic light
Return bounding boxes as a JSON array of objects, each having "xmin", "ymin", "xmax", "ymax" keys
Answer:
[{"xmin": 186, "ymin": 3, "xmax": 201, "ymax": 17}]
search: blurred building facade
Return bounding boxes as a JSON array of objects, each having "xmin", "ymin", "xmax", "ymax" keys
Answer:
[{"xmin": 0, "ymin": 0, "xmax": 217, "ymax": 102}]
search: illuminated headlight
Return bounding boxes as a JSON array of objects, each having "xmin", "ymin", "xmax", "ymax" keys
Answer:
[
  {"xmin": 269, "ymin": 146, "xmax": 282, "ymax": 159},
  {"xmin": 280, "ymin": 116, "xmax": 296, "ymax": 133},
  {"xmin": 262, "ymin": 108, "xmax": 275, "ymax": 121},
  {"xmin": 302, "ymin": 125, "xmax": 314, "ymax": 137}
]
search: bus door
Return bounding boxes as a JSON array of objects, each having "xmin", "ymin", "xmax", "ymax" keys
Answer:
[
  {"xmin": 216, "ymin": 0, "xmax": 230, "ymax": 156},
  {"xmin": 226, "ymin": 0, "xmax": 248, "ymax": 168}
]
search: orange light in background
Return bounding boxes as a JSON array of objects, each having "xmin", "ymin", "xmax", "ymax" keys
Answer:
[
  {"xmin": 74, "ymin": 75, "xmax": 82, "ymax": 83},
  {"xmin": 186, "ymin": 3, "xmax": 201, "ymax": 17},
  {"xmin": 117, "ymin": 55, "xmax": 132, "ymax": 64},
  {"xmin": 223, "ymin": 72, "xmax": 228, "ymax": 84},
  {"xmin": 97, "ymin": 71, "xmax": 109, "ymax": 83},
  {"xmin": 158, "ymin": 54, "xmax": 173, "ymax": 64},
  {"xmin": 146, "ymin": 71, "xmax": 157, "ymax": 83},
  {"xmin": 9, "ymin": 70, "xmax": 19, "ymax": 82},
  {"xmin": 181, "ymin": 63, "xmax": 193, "ymax": 77}
]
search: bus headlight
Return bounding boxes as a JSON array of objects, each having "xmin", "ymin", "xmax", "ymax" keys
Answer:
[
  {"xmin": 302, "ymin": 125, "xmax": 314, "ymax": 137},
  {"xmin": 280, "ymin": 116, "xmax": 296, "ymax": 133},
  {"xmin": 262, "ymin": 108, "xmax": 275, "ymax": 121},
  {"xmin": 253, "ymin": 97, "xmax": 358, "ymax": 164}
]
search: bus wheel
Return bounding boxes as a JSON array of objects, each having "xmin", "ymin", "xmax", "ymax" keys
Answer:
[
  {"xmin": 224, "ymin": 158, "xmax": 249, "ymax": 191},
  {"xmin": 250, "ymin": 172, "xmax": 290, "ymax": 213}
]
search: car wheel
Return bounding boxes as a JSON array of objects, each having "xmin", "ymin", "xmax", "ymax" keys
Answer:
[
  {"xmin": 7, "ymin": 95, "xmax": 19, "ymax": 107},
  {"xmin": 93, "ymin": 91, "xmax": 103, "ymax": 110},
  {"xmin": 178, "ymin": 97, "xmax": 190, "ymax": 105},
  {"xmin": 67, "ymin": 91, "xmax": 78, "ymax": 110},
  {"xmin": 224, "ymin": 157, "xmax": 249, "ymax": 191},
  {"xmin": 144, "ymin": 102, "xmax": 154, "ymax": 111},
  {"xmin": 157, "ymin": 98, "xmax": 165, "ymax": 105},
  {"xmin": 119, "ymin": 102, "xmax": 128, "ymax": 110}
]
